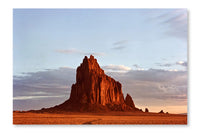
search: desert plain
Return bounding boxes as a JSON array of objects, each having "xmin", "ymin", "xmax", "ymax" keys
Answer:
[{"xmin": 13, "ymin": 111, "xmax": 187, "ymax": 125}]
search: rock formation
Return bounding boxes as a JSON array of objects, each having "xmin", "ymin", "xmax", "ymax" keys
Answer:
[
  {"xmin": 37, "ymin": 55, "xmax": 140, "ymax": 112},
  {"xmin": 69, "ymin": 55, "xmax": 124, "ymax": 105},
  {"xmin": 159, "ymin": 110, "xmax": 164, "ymax": 113},
  {"xmin": 124, "ymin": 94, "xmax": 135, "ymax": 108}
]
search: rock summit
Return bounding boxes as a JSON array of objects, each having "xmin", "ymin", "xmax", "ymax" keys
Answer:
[{"xmin": 39, "ymin": 55, "xmax": 140, "ymax": 112}]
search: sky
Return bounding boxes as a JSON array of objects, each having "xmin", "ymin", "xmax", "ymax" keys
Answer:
[{"xmin": 13, "ymin": 9, "xmax": 187, "ymax": 113}]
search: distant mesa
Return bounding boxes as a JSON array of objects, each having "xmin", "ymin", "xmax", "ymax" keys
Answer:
[
  {"xmin": 31, "ymin": 55, "xmax": 141, "ymax": 112},
  {"xmin": 145, "ymin": 108, "xmax": 149, "ymax": 113}
]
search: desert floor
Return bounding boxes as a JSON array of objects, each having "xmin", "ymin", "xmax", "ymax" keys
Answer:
[{"xmin": 13, "ymin": 112, "xmax": 187, "ymax": 125}]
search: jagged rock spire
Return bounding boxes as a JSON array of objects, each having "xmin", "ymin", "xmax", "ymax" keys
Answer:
[
  {"xmin": 39, "ymin": 55, "xmax": 140, "ymax": 112},
  {"xmin": 69, "ymin": 55, "xmax": 124, "ymax": 106}
]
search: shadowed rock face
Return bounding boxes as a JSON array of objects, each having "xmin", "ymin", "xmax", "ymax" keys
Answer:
[
  {"xmin": 36, "ymin": 55, "xmax": 140, "ymax": 112},
  {"xmin": 125, "ymin": 94, "xmax": 135, "ymax": 108},
  {"xmin": 145, "ymin": 108, "xmax": 149, "ymax": 113}
]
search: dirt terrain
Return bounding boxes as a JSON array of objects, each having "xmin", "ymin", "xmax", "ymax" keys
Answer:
[{"xmin": 13, "ymin": 112, "xmax": 187, "ymax": 125}]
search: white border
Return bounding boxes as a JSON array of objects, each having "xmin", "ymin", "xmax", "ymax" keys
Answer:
[{"xmin": 0, "ymin": 0, "xmax": 200, "ymax": 132}]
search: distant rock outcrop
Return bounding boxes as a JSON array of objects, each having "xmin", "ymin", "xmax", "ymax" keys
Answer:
[
  {"xmin": 36, "ymin": 55, "xmax": 141, "ymax": 112},
  {"xmin": 125, "ymin": 94, "xmax": 135, "ymax": 108},
  {"xmin": 145, "ymin": 108, "xmax": 149, "ymax": 113},
  {"xmin": 159, "ymin": 110, "xmax": 164, "ymax": 113}
]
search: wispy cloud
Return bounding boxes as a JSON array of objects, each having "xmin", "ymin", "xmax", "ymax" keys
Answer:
[
  {"xmin": 113, "ymin": 40, "xmax": 129, "ymax": 45},
  {"xmin": 155, "ymin": 63, "xmax": 174, "ymax": 67},
  {"xmin": 155, "ymin": 61, "xmax": 187, "ymax": 68},
  {"xmin": 112, "ymin": 40, "xmax": 128, "ymax": 50},
  {"xmin": 13, "ymin": 95, "xmax": 65, "ymax": 100},
  {"xmin": 102, "ymin": 64, "xmax": 131, "ymax": 72},
  {"xmin": 176, "ymin": 61, "xmax": 187, "ymax": 67},
  {"xmin": 133, "ymin": 64, "xmax": 140, "ymax": 68},
  {"xmin": 162, "ymin": 9, "xmax": 187, "ymax": 40},
  {"xmin": 56, "ymin": 48, "xmax": 105, "ymax": 56},
  {"xmin": 13, "ymin": 67, "xmax": 76, "ymax": 110},
  {"xmin": 168, "ymin": 69, "xmax": 179, "ymax": 72},
  {"xmin": 112, "ymin": 45, "xmax": 126, "ymax": 50},
  {"xmin": 56, "ymin": 49, "xmax": 83, "ymax": 54},
  {"xmin": 147, "ymin": 9, "xmax": 187, "ymax": 40},
  {"xmin": 133, "ymin": 64, "xmax": 145, "ymax": 71}
]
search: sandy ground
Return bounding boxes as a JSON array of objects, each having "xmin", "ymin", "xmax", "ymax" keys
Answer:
[{"xmin": 13, "ymin": 112, "xmax": 187, "ymax": 125}]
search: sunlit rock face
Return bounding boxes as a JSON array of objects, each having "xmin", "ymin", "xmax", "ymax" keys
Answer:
[
  {"xmin": 37, "ymin": 55, "xmax": 140, "ymax": 112},
  {"xmin": 69, "ymin": 55, "xmax": 125, "ymax": 106}
]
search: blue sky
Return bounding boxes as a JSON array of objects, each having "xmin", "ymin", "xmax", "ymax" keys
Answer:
[
  {"xmin": 13, "ymin": 9, "xmax": 187, "ymax": 75},
  {"xmin": 13, "ymin": 9, "xmax": 187, "ymax": 113}
]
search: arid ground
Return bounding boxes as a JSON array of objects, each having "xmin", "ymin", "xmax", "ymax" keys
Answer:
[{"xmin": 13, "ymin": 112, "xmax": 187, "ymax": 125}]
